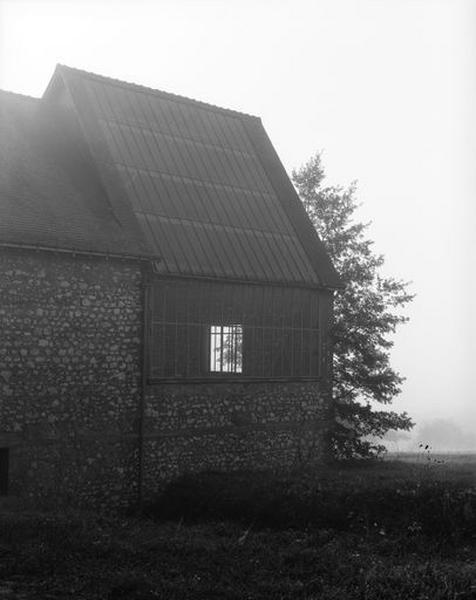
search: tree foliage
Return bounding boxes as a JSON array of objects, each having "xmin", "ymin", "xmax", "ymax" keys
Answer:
[{"xmin": 293, "ymin": 153, "xmax": 414, "ymax": 458}]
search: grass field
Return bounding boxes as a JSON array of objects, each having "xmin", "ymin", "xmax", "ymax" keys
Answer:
[
  {"xmin": 1, "ymin": 458, "xmax": 475, "ymax": 599},
  {"xmin": 387, "ymin": 451, "xmax": 476, "ymax": 465}
]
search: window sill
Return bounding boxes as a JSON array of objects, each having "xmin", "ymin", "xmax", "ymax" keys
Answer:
[{"xmin": 147, "ymin": 375, "xmax": 322, "ymax": 385}]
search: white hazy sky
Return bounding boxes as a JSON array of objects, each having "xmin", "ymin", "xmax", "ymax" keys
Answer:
[{"xmin": 1, "ymin": 0, "xmax": 475, "ymax": 445}]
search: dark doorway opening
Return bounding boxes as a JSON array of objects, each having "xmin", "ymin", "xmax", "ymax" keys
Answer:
[{"xmin": 0, "ymin": 448, "xmax": 9, "ymax": 495}]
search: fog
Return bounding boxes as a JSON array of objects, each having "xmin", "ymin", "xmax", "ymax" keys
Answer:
[
  {"xmin": 385, "ymin": 418, "xmax": 476, "ymax": 454},
  {"xmin": 1, "ymin": 0, "xmax": 475, "ymax": 450}
]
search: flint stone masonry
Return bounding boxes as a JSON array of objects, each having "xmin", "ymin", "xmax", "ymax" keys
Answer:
[
  {"xmin": 0, "ymin": 249, "xmax": 143, "ymax": 507},
  {"xmin": 1, "ymin": 248, "xmax": 330, "ymax": 507},
  {"xmin": 144, "ymin": 383, "xmax": 327, "ymax": 431},
  {"xmin": 142, "ymin": 382, "xmax": 330, "ymax": 500}
]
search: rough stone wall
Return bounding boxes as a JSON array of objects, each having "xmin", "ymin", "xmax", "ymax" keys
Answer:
[
  {"xmin": 142, "ymin": 381, "xmax": 330, "ymax": 499},
  {"xmin": 0, "ymin": 248, "xmax": 331, "ymax": 508},
  {"xmin": 0, "ymin": 249, "xmax": 143, "ymax": 508}
]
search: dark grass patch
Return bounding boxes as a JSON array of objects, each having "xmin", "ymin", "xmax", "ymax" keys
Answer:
[
  {"xmin": 146, "ymin": 461, "xmax": 476, "ymax": 542},
  {"xmin": 1, "ymin": 461, "xmax": 476, "ymax": 598},
  {"xmin": 1, "ymin": 514, "xmax": 475, "ymax": 599}
]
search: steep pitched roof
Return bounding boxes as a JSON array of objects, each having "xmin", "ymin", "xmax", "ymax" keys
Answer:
[
  {"xmin": 0, "ymin": 66, "xmax": 340, "ymax": 287},
  {"xmin": 0, "ymin": 88, "xmax": 148, "ymax": 257},
  {"xmin": 44, "ymin": 65, "xmax": 341, "ymax": 288}
]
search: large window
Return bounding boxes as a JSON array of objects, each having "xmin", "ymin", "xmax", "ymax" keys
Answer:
[{"xmin": 148, "ymin": 278, "xmax": 324, "ymax": 380}]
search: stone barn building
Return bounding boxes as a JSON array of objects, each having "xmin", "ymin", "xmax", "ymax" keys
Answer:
[{"xmin": 0, "ymin": 66, "xmax": 341, "ymax": 507}]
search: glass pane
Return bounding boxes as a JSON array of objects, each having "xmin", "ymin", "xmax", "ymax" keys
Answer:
[{"xmin": 209, "ymin": 324, "xmax": 243, "ymax": 373}]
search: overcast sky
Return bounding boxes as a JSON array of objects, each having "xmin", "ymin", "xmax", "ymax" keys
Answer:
[{"xmin": 1, "ymin": 0, "xmax": 475, "ymax": 448}]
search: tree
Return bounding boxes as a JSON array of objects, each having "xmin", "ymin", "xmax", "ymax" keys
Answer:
[{"xmin": 292, "ymin": 152, "xmax": 414, "ymax": 459}]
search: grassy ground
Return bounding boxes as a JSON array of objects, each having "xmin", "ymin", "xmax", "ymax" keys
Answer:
[{"xmin": 1, "ymin": 459, "xmax": 476, "ymax": 599}]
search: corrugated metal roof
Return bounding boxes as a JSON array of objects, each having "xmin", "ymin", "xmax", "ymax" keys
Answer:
[{"xmin": 48, "ymin": 66, "xmax": 340, "ymax": 287}]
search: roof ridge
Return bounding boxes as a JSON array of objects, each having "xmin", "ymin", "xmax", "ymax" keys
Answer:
[
  {"xmin": 56, "ymin": 64, "xmax": 260, "ymax": 121},
  {"xmin": 0, "ymin": 89, "xmax": 40, "ymax": 102}
]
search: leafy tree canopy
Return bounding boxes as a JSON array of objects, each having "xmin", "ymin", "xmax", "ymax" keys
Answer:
[{"xmin": 293, "ymin": 152, "xmax": 414, "ymax": 458}]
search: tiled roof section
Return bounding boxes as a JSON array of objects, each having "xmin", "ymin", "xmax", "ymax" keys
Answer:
[
  {"xmin": 53, "ymin": 66, "xmax": 340, "ymax": 286},
  {"xmin": 0, "ymin": 89, "xmax": 150, "ymax": 256}
]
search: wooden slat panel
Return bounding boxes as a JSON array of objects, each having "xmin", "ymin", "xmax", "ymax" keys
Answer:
[{"xmin": 149, "ymin": 279, "xmax": 324, "ymax": 379}]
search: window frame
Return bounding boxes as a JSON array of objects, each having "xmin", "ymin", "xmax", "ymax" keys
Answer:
[{"xmin": 208, "ymin": 323, "xmax": 243, "ymax": 374}]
